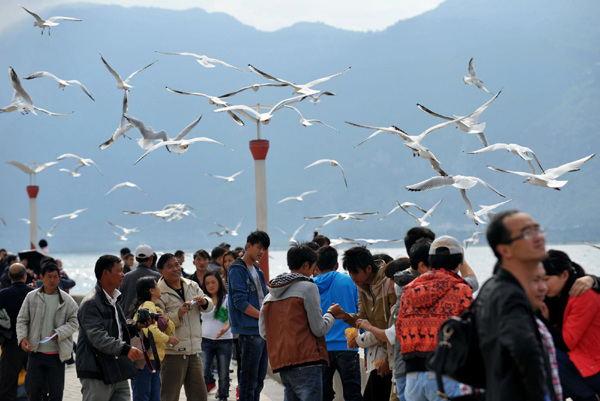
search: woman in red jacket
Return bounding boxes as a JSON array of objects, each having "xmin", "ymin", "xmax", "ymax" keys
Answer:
[{"xmin": 543, "ymin": 250, "xmax": 600, "ymax": 401}]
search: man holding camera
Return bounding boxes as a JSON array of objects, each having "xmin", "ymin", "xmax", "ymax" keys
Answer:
[{"xmin": 156, "ymin": 253, "xmax": 213, "ymax": 401}]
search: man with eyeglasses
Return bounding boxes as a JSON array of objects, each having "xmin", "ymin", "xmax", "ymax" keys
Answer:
[{"xmin": 476, "ymin": 210, "xmax": 558, "ymax": 401}]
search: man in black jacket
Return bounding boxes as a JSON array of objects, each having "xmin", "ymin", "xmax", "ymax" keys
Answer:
[
  {"xmin": 477, "ymin": 210, "xmax": 557, "ymax": 401},
  {"xmin": 117, "ymin": 244, "xmax": 160, "ymax": 317},
  {"xmin": 76, "ymin": 255, "xmax": 146, "ymax": 401}
]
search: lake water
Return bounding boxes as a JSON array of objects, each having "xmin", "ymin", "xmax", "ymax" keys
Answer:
[{"xmin": 54, "ymin": 243, "xmax": 600, "ymax": 295}]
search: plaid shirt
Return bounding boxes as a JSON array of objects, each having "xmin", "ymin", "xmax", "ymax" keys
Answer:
[{"xmin": 536, "ymin": 318, "xmax": 563, "ymax": 401}]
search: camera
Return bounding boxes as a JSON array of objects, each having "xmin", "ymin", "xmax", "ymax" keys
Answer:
[{"xmin": 137, "ymin": 308, "xmax": 159, "ymax": 325}]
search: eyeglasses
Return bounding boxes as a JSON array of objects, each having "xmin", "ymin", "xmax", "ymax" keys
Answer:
[{"xmin": 506, "ymin": 227, "xmax": 547, "ymax": 244}]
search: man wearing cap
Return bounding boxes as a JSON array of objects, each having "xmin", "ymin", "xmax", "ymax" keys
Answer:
[
  {"xmin": 396, "ymin": 235, "xmax": 473, "ymax": 400},
  {"xmin": 118, "ymin": 244, "xmax": 161, "ymax": 317}
]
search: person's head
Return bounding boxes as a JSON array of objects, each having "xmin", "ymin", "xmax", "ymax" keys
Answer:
[
  {"xmin": 40, "ymin": 259, "xmax": 60, "ymax": 292},
  {"xmin": 409, "ymin": 238, "xmax": 432, "ymax": 274},
  {"xmin": 343, "ymin": 246, "xmax": 378, "ymax": 286},
  {"xmin": 6, "ymin": 254, "xmax": 18, "ymax": 266},
  {"xmin": 0, "ymin": 249, "xmax": 7, "ymax": 261},
  {"xmin": 218, "ymin": 242, "xmax": 231, "ymax": 251},
  {"xmin": 245, "ymin": 231, "xmax": 270, "ymax": 263},
  {"xmin": 157, "ymin": 253, "xmax": 181, "ymax": 285},
  {"xmin": 526, "ymin": 263, "xmax": 548, "ymax": 311},
  {"xmin": 312, "ymin": 233, "xmax": 330, "ymax": 248},
  {"xmin": 38, "ymin": 239, "xmax": 48, "ymax": 248},
  {"xmin": 135, "ymin": 244, "xmax": 154, "ymax": 265},
  {"xmin": 316, "ymin": 246, "xmax": 338, "ymax": 274},
  {"xmin": 202, "ymin": 270, "xmax": 227, "ymax": 318},
  {"xmin": 8, "ymin": 263, "xmax": 26, "ymax": 283},
  {"xmin": 174, "ymin": 250, "xmax": 185, "ymax": 265},
  {"xmin": 193, "ymin": 249, "xmax": 210, "ymax": 272},
  {"xmin": 123, "ymin": 253, "xmax": 134, "ymax": 268},
  {"xmin": 404, "ymin": 227, "xmax": 436, "ymax": 255},
  {"xmin": 428, "ymin": 236, "xmax": 464, "ymax": 272},
  {"xmin": 211, "ymin": 247, "xmax": 227, "ymax": 267},
  {"xmin": 287, "ymin": 243, "xmax": 318, "ymax": 277},
  {"xmin": 133, "ymin": 276, "xmax": 160, "ymax": 313},
  {"xmin": 385, "ymin": 257, "xmax": 411, "ymax": 279},
  {"xmin": 56, "ymin": 259, "xmax": 63, "ymax": 269},
  {"xmin": 222, "ymin": 251, "xmax": 236, "ymax": 269},
  {"xmin": 543, "ymin": 249, "xmax": 585, "ymax": 297},
  {"xmin": 487, "ymin": 210, "xmax": 547, "ymax": 264},
  {"xmin": 373, "ymin": 253, "xmax": 393, "ymax": 265},
  {"xmin": 94, "ymin": 255, "xmax": 124, "ymax": 290},
  {"xmin": 120, "ymin": 247, "xmax": 131, "ymax": 259},
  {"xmin": 234, "ymin": 247, "xmax": 244, "ymax": 258}
]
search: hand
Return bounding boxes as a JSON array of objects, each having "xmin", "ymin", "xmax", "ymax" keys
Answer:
[
  {"xmin": 377, "ymin": 358, "xmax": 392, "ymax": 376},
  {"xmin": 136, "ymin": 318, "xmax": 153, "ymax": 330},
  {"xmin": 192, "ymin": 295, "xmax": 207, "ymax": 306},
  {"xmin": 178, "ymin": 302, "xmax": 192, "ymax": 317},
  {"xmin": 327, "ymin": 303, "xmax": 344, "ymax": 319},
  {"xmin": 348, "ymin": 338, "xmax": 358, "ymax": 349},
  {"xmin": 570, "ymin": 276, "xmax": 594, "ymax": 297},
  {"xmin": 21, "ymin": 338, "xmax": 32, "ymax": 352},
  {"xmin": 127, "ymin": 347, "xmax": 144, "ymax": 362},
  {"xmin": 356, "ymin": 319, "xmax": 373, "ymax": 332},
  {"xmin": 216, "ymin": 327, "xmax": 228, "ymax": 339},
  {"xmin": 167, "ymin": 336, "xmax": 179, "ymax": 346},
  {"xmin": 157, "ymin": 309, "xmax": 165, "ymax": 319},
  {"xmin": 28, "ymin": 282, "xmax": 37, "ymax": 288},
  {"xmin": 540, "ymin": 303, "xmax": 550, "ymax": 320},
  {"xmin": 49, "ymin": 330, "xmax": 57, "ymax": 341}
]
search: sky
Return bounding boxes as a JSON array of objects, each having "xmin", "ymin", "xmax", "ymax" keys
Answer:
[{"xmin": 3, "ymin": 0, "xmax": 447, "ymax": 32}]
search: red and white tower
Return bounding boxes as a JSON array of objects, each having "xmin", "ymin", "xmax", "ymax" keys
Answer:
[{"xmin": 249, "ymin": 139, "xmax": 270, "ymax": 281}]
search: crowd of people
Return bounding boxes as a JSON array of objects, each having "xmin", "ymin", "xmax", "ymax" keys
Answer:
[{"xmin": 0, "ymin": 209, "xmax": 599, "ymax": 401}]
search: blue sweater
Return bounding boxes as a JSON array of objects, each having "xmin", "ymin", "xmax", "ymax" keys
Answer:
[
  {"xmin": 314, "ymin": 271, "xmax": 359, "ymax": 351},
  {"xmin": 227, "ymin": 258, "xmax": 267, "ymax": 335}
]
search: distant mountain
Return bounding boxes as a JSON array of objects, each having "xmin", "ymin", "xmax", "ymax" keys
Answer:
[{"xmin": 0, "ymin": 0, "xmax": 599, "ymax": 253}]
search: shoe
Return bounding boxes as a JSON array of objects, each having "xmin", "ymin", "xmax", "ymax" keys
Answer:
[{"xmin": 207, "ymin": 383, "xmax": 217, "ymax": 393}]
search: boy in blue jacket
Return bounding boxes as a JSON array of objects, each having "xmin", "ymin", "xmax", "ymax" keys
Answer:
[
  {"xmin": 314, "ymin": 246, "xmax": 361, "ymax": 401},
  {"xmin": 228, "ymin": 231, "xmax": 270, "ymax": 401}
]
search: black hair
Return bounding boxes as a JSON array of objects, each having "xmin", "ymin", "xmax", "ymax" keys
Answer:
[
  {"xmin": 124, "ymin": 253, "xmax": 133, "ymax": 260},
  {"xmin": 234, "ymin": 247, "xmax": 244, "ymax": 257},
  {"xmin": 218, "ymin": 242, "xmax": 231, "ymax": 249},
  {"xmin": 94, "ymin": 255, "xmax": 122, "ymax": 280},
  {"xmin": 6, "ymin": 254, "xmax": 18, "ymax": 265},
  {"xmin": 409, "ymin": 238, "xmax": 432, "ymax": 270},
  {"xmin": 120, "ymin": 247, "xmax": 131, "ymax": 256},
  {"xmin": 287, "ymin": 243, "xmax": 318, "ymax": 271},
  {"xmin": 157, "ymin": 253, "xmax": 175, "ymax": 270},
  {"xmin": 385, "ymin": 257, "xmax": 411, "ymax": 279},
  {"xmin": 306, "ymin": 242, "xmax": 320, "ymax": 252},
  {"xmin": 0, "ymin": 248, "xmax": 6, "ymax": 254},
  {"xmin": 247, "ymin": 231, "xmax": 270, "ymax": 249},
  {"xmin": 343, "ymin": 246, "xmax": 377, "ymax": 274},
  {"xmin": 8, "ymin": 264, "xmax": 26, "ymax": 282},
  {"xmin": 312, "ymin": 232, "xmax": 330, "ymax": 247},
  {"xmin": 429, "ymin": 248, "xmax": 464, "ymax": 271},
  {"xmin": 486, "ymin": 210, "xmax": 520, "ymax": 260},
  {"xmin": 174, "ymin": 250, "xmax": 185, "ymax": 258},
  {"xmin": 132, "ymin": 276, "xmax": 157, "ymax": 313},
  {"xmin": 316, "ymin": 246, "xmax": 338, "ymax": 272},
  {"xmin": 404, "ymin": 227, "xmax": 436, "ymax": 255},
  {"xmin": 40, "ymin": 257, "xmax": 60, "ymax": 276},
  {"xmin": 543, "ymin": 249, "xmax": 585, "ymax": 279},
  {"xmin": 373, "ymin": 253, "xmax": 393, "ymax": 265},
  {"xmin": 150, "ymin": 253, "xmax": 157, "ymax": 268},
  {"xmin": 203, "ymin": 271, "xmax": 227, "ymax": 318},
  {"xmin": 193, "ymin": 249, "xmax": 210, "ymax": 260},
  {"xmin": 211, "ymin": 247, "xmax": 227, "ymax": 260},
  {"xmin": 38, "ymin": 239, "xmax": 48, "ymax": 248}
]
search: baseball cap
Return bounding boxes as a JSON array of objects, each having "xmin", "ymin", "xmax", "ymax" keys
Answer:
[
  {"xmin": 429, "ymin": 236, "xmax": 463, "ymax": 255},
  {"xmin": 135, "ymin": 244, "xmax": 153, "ymax": 259}
]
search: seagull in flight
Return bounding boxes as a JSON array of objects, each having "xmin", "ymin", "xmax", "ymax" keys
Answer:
[
  {"xmin": 215, "ymin": 217, "xmax": 245, "ymax": 237},
  {"xmin": 204, "ymin": 170, "xmax": 245, "ymax": 183},
  {"xmin": 113, "ymin": 232, "xmax": 129, "ymax": 241},
  {"xmin": 304, "ymin": 212, "xmax": 378, "ymax": 230},
  {"xmin": 379, "ymin": 202, "xmax": 428, "ymax": 221},
  {"xmin": 106, "ymin": 182, "xmax": 148, "ymax": 196},
  {"xmin": 488, "ymin": 154, "xmax": 595, "ymax": 190},
  {"xmin": 166, "ymin": 87, "xmax": 245, "ymax": 126},
  {"xmin": 417, "ymin": 90, "xmax": 502, "ymax": 147},
  {"xmin": 57, "ymin": 153, "xmax": 103, "ymax": 175},
  {"xmin": 398, "ymin": 198, "xmax": 443, "ymax": 227},
  {"xmin": 214, "ymin": 95, "xmax": 307, "ymax": 125},
  {"xmin": 24, "ymin": 71, "xmax": 94, "ymax": 100},
  {"xmin": 106, "ymin": 221, "xmax": 141, "ymax": 236},
  {"xmin": 406, "ymin": 175, "xmax": 505, "ymax": 197},
  {"xmin": 123, "ymin": 114, "xmax": 170, "ymax": 150},
  {"xmin": 38, "ymin": 222, "xmax": 60, "ymax": 237},
  {"xmin": 284, "ymin": 105, "xmax": 339, "ymax": 132},
  {"xmin": 278, "ymin": 223, "xmax": 307, "ymax": 245},
  {"xmin": 52, "ymin": 208, "xmax": 88, "ymax": 220},
  {"xmin": 99, "ymin": 91, "xmax": 134, "ymax": 149},
  {"xmin": 99, "ymin": 54, "xmax": 157, "ymax": 91},
  {"xmin": 463, "ymin": 231, "xmax": 485, "ymax": 248},
  {"xmin": 209, "ymin": 230, "xmax": 226, "ymax": 237},
  {"xmin": 304, "ymin": 159, "xmax": 348, "ymax": 189},
  {"xmin": 59, "ymin": 165, "xmax": 83, "ymax": 178},
  {"xmin": 2, "ymin": 67, "xmax": 73, "ymax": 116},
  {"xmin": 459, "ymin": 189, "xmax": 488, "ymax": 225},
  {"xmin": 19, "ymin": 218, "xmax": 31, "ymax": 225},
  {"xmin": 20, "ymin": 5, "xmax": 81, "ymax": 35},
  {"xmin": 338, "ymin": 237, "xmax": 403, "ymax": 246},
  {"xmin": 474, "ymin": 199, "xmax": 514, "ymax": 221},
  {"xmin": 124, "ymin": 204, "xmax": 195, "ymax": 220},
  {"xmin": 6, "ymin": 161, "xmax": 59, "ymax": 175},
  {"xmin": 156, "ymin": 51, "xmax": 246, "ymax": 71},
  {"xmin": 277, "ymin": 190, "xmax": 318, "ymax": 204},
  {"xmin": 468, "ymin": 143, "xmax": 544, "ymax": 174},
  {"xmin": 463, "ymin": 58, "xmax": 494, "ymax": 95}
]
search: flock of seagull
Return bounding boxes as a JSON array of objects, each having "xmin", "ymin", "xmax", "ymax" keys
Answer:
[{"xmin": 3, "ymin": 5, "xmax": 598, "ymax": 250}]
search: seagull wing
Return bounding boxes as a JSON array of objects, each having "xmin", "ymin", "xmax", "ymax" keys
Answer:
[
  {"xmin": 56, "ymin": 153, "xmax": 81, "ymax": 161},
  {"xmin": 467, "ymin": 143, "xmax": 509, "ymax": 154},
  {"xmin": 248, "ymin": 64, "xmax": 295, "ymax": 87},
  {"xmin": 203, "ymin": 57, "xmax": 246, "ymax": 72},
  {"xmin": 269, "ymin": 95, "xmax": 308, "ymax": 114},
  {"xmin": 299, "ymin": 190, "xmax": 317, "ymax": 198},
  {"xmin": 105, "ymin": 183, "xmax": 123, "ymax": 195},
  {"xmin": 406, "ymin": 176, "xmax": 456, "ymax": 192},
  {"xmin": 106, "ymin": 221, "xmax": 125, "ymax": 231},
  {"xmin": 234, "ymin": 216, "xmax": 245, "ymax": 231},
  {"xmin": 472, "ymin": 177, "xmax": 506, "ymax": 197},
  {"xmin": 20, "ymin": 6, "xmax": 45, "ymax": 24},
  {"xmin": 6, "ymin": 161, "xmax": 34, "ymax": 175},
  {"xmin": 346, "ymin": 121, "xmax": 409, "ymax": 138},
  {"xmin": 418, "ymin": 113, "xmax": 475, "ymax": 141},
  {"xmin": 304, "ymin": 159, "xmax": 333, "ymax": 169},
  {"xmin": 429, "ymin": 156, "xmax": 448, "ymax": 177},
  {"xmin": 156, "ymin": 51, "xmax": 202, "ymax": 58},
  {"xmin": 471, "ymin": 90, "xmax": 502, "ymax": 120},
  {"xmin": 24, "ymin": 71, "xmax": 60, "ymax": 81},
  {"xmin": 99, "ymin": 54, "xmax": 123, "ymax": 83},
  {"xmin": 124, "ymin": 114, "xmax": 153, "ymax": 138},
  {"xmin": 583, "ymin": 241, "xmax": 600, "ymax": 250},
  {"xmin": 398, "ymin": 205, "xmax": 420, "ymax": 222},
  {"xmin": 416, "ymin": 104, "xmax": 453, "ymax": 121},
  {"xmin": 467, "ymin": 58, "xmax": 477, "ymax": 79},
  {"xmin": 231, "ymin": 170, "xmax": 245, "ymax": 179},
  {"xmin": 124, "ymin": 61, "xmax": 158, "ymax": 84},
  {"xmin": 173, "ymin": 115, "xmax": 202, "ymax": 141},
  {"xmin": 166, "ymin": 87, "xmax": 212, "ymax": 100},
  {"xmin": 277, "ymin": 228, "xmax": 292, "ymax": 240},
  {"xmin": 32, "ymin": 161, "xmax": 59, "ymax": 173},
  {"xmin": 316, "ymin": 216, "xmax": 339, "ymax": 229},
  {"xmin": 46, "ymin": 16, "xmax": 82, "ymax": 22},
  {"xmin": 304, "ymin": 67, "xmax": 351, "ymax": 88},
  {"xmin": 47, "ymin": 222, "xmax": 60, "ymax": 234},
  {"xmin": 214, "ymin": 104, "xmax": 261, "ymax": 119},
  {"xmin": 530, "ymin": 151, "xmax": 545, "ymax": 173},
  {"xmin": 337, "ymin": 163, "xmax": 348, "ymax": 189},
  {"xmin": 460, "ymin": 189, "xmax": 475, "ymax": 215},
  {"xmin": 424, "ymin": 198, "xmax": 443, "ymax": 219},
  {"xmin": 292, "ymin": 223, "xmax": 307, "ymax": 239},
  {"xmin": 487, "ymin": 166, "xmax": 533, "ymax": 178},
  {"xmin": 9, "ymin": 67, "xmax": 33, "ymax": 107},
  {"xmin": 379, "ymin": 205, "xmax": 400, "ymax": 220},
  {"xmin": 214, "ymin": 222, "xmax": 231, "ymax": 232},
  {"xmin": 544, "ymin": 154, "xmax": 595, "ymax": 179},
  {"xmin": 205, "ymin": 173, "xmax": 229, "ymax": 180},
  {"xmin": 65, "ymin": 80, "xmax": 95, "ymax": 101},
  {"xmin": 219, "ymin": 83, "xmax": 287, "ymax": 99},
  {"xmin": 33, "ymin": 106, "xmax": 73, "ymax": 117},
  {"xmin": 475, "ymin": 199, "xmax": 513, "ymax": 216},
  {"xmin": 277, "ymin": 196, "xmax": 295, "ymax": 204}
]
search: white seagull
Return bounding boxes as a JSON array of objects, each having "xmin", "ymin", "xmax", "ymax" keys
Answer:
[
  {"xmin": 463, "ymin": 231, "xmax": 485, "ymax": 248},
  {"xmin": 19, "ymin": 218, "xmax": 31, "ymax": 225},
  {"xmin": 123, "ymin": 114, "xmax": 170, "ymax": 150},
  {"xmin": 113, "ymin": 232, "xmax": 129, "ymax": 241},
  {"xmin": 52, "ymin": 208, "xmax": 88, "ymax": 220},
  {"xmin": 57, "ymin": 153, "xmax": 103, "ymax": 175},
  {"xmin": 468, "ymin": 143, "xmax": 544, "ymax": 174},
  {"xmin": 283, "ymin": 105, "xmax": 339, "ymax": 132},
  {"xmin": 214, "ymin": 95, "xmax": 307, "ymax": 125},
  {"xmin": 488, "ymin": 154, "xmax": 595, "ymax": 190},
  {"xmin": 277, "ymin": 190, "xmax": 318, "ymax": 204},
  {"xmin": 215, "ymin": 217, "xmax": 245, "ymax": 237},
  {"xmin": 24, "ymin": 71, "xmax": 94, "ymax": 100},
  {"xmin": 304, "ymin": 159, "xmax": 348, "ymax": 189},
  {"xmin": 99, "ymin": 54, "xmax": 157, "ymax": 91},
  {"xmin": 278, "ymin": 223, "xmax": 307, "ymax": 245},
  {"xmin": 106, "ymin": 182, "xmax": 148, "ymax": 196},
  {"xmin": 38, "ymin": 222, "xmax": 60, "ymax": 237},
  {"xmin": 59, "ymin": 165, "xmax": 83, "ymax": 178},
  {"xmin": 156, "ymin": 51, "xmax": 246, "ymax": 72},
  {"xmin": 459, "ymin": 189, "xmax": 487, "ymax": 225},
  {"xmin": 20, "ymin": 5, "xmax": 81, "ymax": 35},
  {"xmin": 379, "ymin": 202, "xmax": 428, "ymax": 221},
  {"xmin": 304, "ymin": 212, "xmax": 378, "ymax": 230},
  {"xmin": 398, "ymin": 198, "xmax": 443, "ymax": 227},
  {"xmin": 6, "ymin": 160, "xmax": 59, "ymax": 175},
  {"xmin": 99, "ymin": 91, "xmax": 134, "ymax": 149},
  {"xmin": 463, "ymin": 58, "xmax": 494, "ymax": 95},
  {"xmin": 474, "ymin": 199, "xmax": 514, "ymax": 221},
  {"xmin": 166, "ymin": 87, "xmax": 245, "ymax": 126},
  {"xmin": 339, "ymin": 237, "xmax": 403, "ymax": 246},
  {"xmin": 406, "ymin": 175, "xmax": 505, "ymax": 197},
  {"xmin": 124, "ymin": 204, "xmax": 195, "ymax": 220},
  {"xmin": 106, "ymin": 221, "xmax": 141, "ymax": 236},
  {"xmin": 204, "ymin": 170, "xmax": 245, "ymax": 183}
]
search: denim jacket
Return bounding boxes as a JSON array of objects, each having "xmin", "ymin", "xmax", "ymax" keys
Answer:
[{"xmin": 227, "ymin": 258, "xmax": 267, "ymax": 335}]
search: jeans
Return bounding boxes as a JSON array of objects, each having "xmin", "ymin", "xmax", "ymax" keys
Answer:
[
  {"xmin": 201, "ymin": 338, "xmax": 233, "ymax": 399},
  {"xmin": 405, "ymin": 372, "xmax": 462, "ymax": 401},
  {"xmin": 0, "ymin": 339, "xmax": 28, "ymax": 401},
  {"xmin": 131, "ymin": 366, "xmax": 161, "ymax": 401},
  {"xmin": 238, "ymin": 334, "xmax": 268, "ymax": 401},
  {"xmin": 396, "ymin": 376, "xmax": 407, "ymax": 401},
  {"xmin": 321, "ymin": 351, "xmax": 361, "ymax": 401},
  {"xmin": 280, "ymin": 365, "xmax": 323, "ymax": 401},
  {"xmin": 25, "ymin": 352, "xmax": 65, "ymax": 401},
  {"xmin": 556, "ymin": 348, "xmax": 600, "ymax": 399}
]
